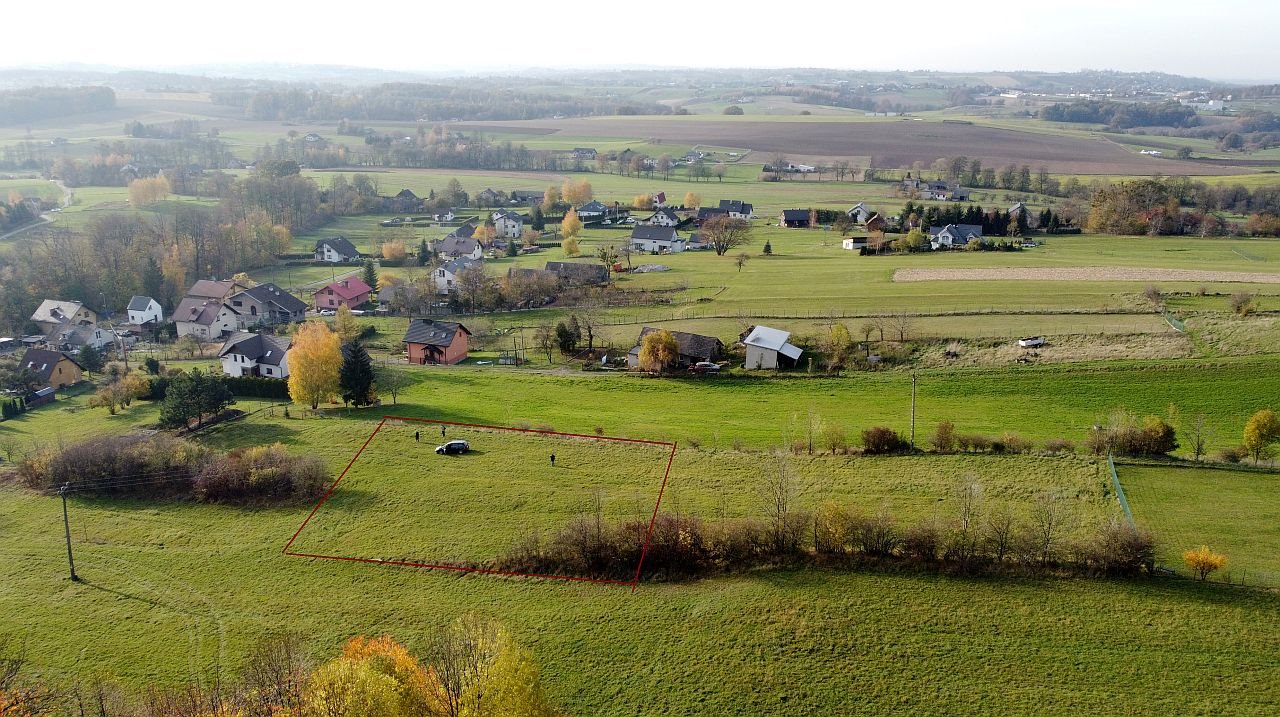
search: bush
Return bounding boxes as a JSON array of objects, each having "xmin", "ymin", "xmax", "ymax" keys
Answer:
[
  {"xmin": 1086, "ymin": 415, "xmax": 1178, "ymax": 456},
  {"xmin": 929, "ymin": 420, "xmax": 957, "ymax": 452},
  {"xmin": 862, "ymin": 426, "xmax": 909, "ymax": 454},
  {"xmin": 193, "ymin": 443, "xmax": 328, "ymax": 503},
  {"xmin": 1229, "ymin": 291, "xmax": 1257, "ymax": 316},
  {"xmin": 957, "ymin": 434, "xmax": 993, "ymax": 453},
  {"xmin": 1216, "ymin": 446, "xmax": 1246, "ymax": 463},
  {"xmin": 901, "ymin": 521, "xmax": 942, "ymax": 562},
  {"xmin": 1182, "ymin": 545, "xmax": 1227, "ymax": 581},
  {"xmin": 850, "ymin": 511, "xmax": 898, "ymax": 557},
  {"xmin": 1001, "ymin": 432, "xmax": 1034, "ymax": 454},
  {"xmin": 224, "ymin": 375, "xmax": 291, "ymax": 399},
  {"xmin": 1042, "ymin": 438, "xmax": 1076, "ymax": 455},
  {"xmin": 1076, "ymin": 518, "xmax": 1155, "ymax": 576}
]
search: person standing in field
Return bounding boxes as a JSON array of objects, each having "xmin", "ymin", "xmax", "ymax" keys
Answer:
[
  {"xmin": 441, "ymin": 425, "xmax": 447, "ymax": 438},
  {"xmin": 414, "ymin": 430, "xmax": 420, "ymax": 443},
  {"xmin": 550, "ymin": 454, "xmax": 556, "ymax": 467}
]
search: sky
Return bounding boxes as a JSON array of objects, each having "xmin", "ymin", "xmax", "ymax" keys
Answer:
[{"xmin": 2, "ymin": 0, "xmax": 1277, "ymax": 82}]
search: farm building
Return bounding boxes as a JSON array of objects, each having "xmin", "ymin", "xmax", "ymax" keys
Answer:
[
  {"xmin": 626, "ymin": 327, "xmax": 725, "ymax": 369},
  {"xmin": 929, "ymin": 224, "xmax": 984, "ymax": 250},
  {"xmin": 218, "ymin": 332, "xmax": 291, "ymax": 379},
  {"xmin": 779, "ymin": 209, "xmax": 812, "ymax": 228},
  {"xmin": 572, "ymin": 148, "xmax": 597, "ymax": 160},
  {"xmin": 510, "ymin": 190, "xmax": 544, "ymax": 205},
  {"xmin": 630, "ymin": 226, "xmax": 685, "ymax": 254},
  {"xmin": 841, "ymin": 237, "xmax": 869, "ymax": 251},
  {"xmin": 314, "ymin": 237, "xmax": 362, "ymax": 263},
  {"xmin": 742, "ymin": 325, "xmax": 802, "ymax": 370},
  {"xmin": 315, "ymin": 278, "xmax": 373, "ymax": 311},
  {"xmin": 545, "ymin": 261, "xmax": 608, "ymax": 286},
  {"xmin": 403, "ymin": 319, "xmax": 471, "ymax": 365}
]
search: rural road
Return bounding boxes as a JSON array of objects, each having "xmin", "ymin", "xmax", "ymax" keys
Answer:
[{"xmin": 0, "ymin": 179, "xmax": 72, "ymax": 242}]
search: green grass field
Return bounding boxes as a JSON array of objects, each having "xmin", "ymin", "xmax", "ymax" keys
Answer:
[{"xmin": 1120, "ymin": 463, "xmax": 1280, "ymax": 587}]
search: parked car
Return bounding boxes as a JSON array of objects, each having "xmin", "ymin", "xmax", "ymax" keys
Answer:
[
  {"xmin": 435, "ymin": 440, "xmax": 470, "ymax": 455},
  {"xmin": 318, "ymin": 309, "xmax": 336, "ymax": 316},
  {"xmin": 1017, "ymin": 336, "xmax": 1046, "ymax": 348},
  {"xmin": 688, "ymin": 361, "xmax": 721, "ymax": 375}
]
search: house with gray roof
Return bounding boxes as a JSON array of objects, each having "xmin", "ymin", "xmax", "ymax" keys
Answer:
[
  {"xmin": 127, "ymin": 296, "xmax": 163, "ymax": 326},
  {"xmin": 30, "ymin": 300, "xmax": 98, "ymax": 337},
  {"xmin": 403, "ymin": 319, "xmax": 471, "ymax": 365},
  {"xmin": 314, "ymin": 236, "xmax": 361, "ymax": 263},
  {"xmin": 434, "ymin": 257, "xmax": 483, "ymax": 295},
  {"xmin": 218, "ymin": 332, "xmax": 292, "ymax": 379},
  {"xmin": 929, "ymin": 224, "xmax": 984, "ymax": 250},
  {"xmin": 626, "ymin": 327, "xmax": 725, "ymax": 369},
  {"xmin": 545, "ymin": 261, "xmax": 608, "ymax": 286},
  {"xmin": 743, "ymin": 325, "xmax": 803, "ymax": 370},
  {"xmin": 225, "ymin": 283, "xmax": 307, "ymax": 330},
  {"xmin": 630, "ymin": 226, "xmax": 685, "ymax": 253}
]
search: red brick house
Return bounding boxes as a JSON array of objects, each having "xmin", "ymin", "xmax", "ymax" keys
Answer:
[
  {"xmin": 315, "ymin": 278, "xmax": 373, "ymax": 311},
  {"xmin": 403, "ymin": 319, "xmax": 470, "ymax": 365}
]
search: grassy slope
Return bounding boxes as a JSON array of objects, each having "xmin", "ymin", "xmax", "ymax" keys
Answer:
[{"xmin": 1120, "ymin": 464, "xmax": 1280, "ymax": 587}]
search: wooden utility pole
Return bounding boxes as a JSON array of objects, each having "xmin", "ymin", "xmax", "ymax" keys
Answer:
[
  {"xmin": 910, "ymin": 374, "xmax": 918, "ymax": 451},
  {"xmin": 60, "ymin": 483, "xmax": 78, "ymax": 582}
]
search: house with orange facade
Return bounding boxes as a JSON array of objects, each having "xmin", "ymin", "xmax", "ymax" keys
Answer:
[
  {"xmin": 315, "ymin": 278, "xmax": 373, "ymax": 311},
  {"xmin": 403, "ymin": 319, "xmax": 470, "ymax": 365}
]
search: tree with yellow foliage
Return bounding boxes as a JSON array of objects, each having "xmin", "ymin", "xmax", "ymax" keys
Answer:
[
  {"xmin": 633, "ymin": 193, "xmax": 654, "ymax": 210},
  {"xmin": 562, "ymin": 179, "xmax": 593, "ymax": 205},
  {"xmin": 561, "ymin": 237, "xmax": 580, "ymax": 256},
  {"xmin": 683, "ymin": 192, "xmax": 702, "ymax": 209},
  {"xmin": 127, "ymin": 175, "xmax": 171, "ymax": 208},
  {"xmin": 378, "ymin": 274, "xmax": 403, "ymax": 291},
  {"xmin": 561, "ymin": 207, "xmax": 582, "ymax": 239},
  {"xmin": 1182, "ymin": 545, "xmax": 1227, "ymax": 581},
  {"xmin": 332, "ymin": 304, "xmax": 361, "ymax": 343},
  {"xmin": 541, "ymin": 184, "xmax": 561, "ymax": 212},
  {"xmin": 288, "ymin": 321, "xmax": 341, "ymax": 410},
  {"xmin": 638, "ymin": 329, "xmax": 679, "ymax": 373},
  {"xmin": 382, "ymin": 240, "xmax": 408, "ymax": 261},
  {"xmin": 1243, "ymin": 408, "xmax": 1280, "ymax": 463}
]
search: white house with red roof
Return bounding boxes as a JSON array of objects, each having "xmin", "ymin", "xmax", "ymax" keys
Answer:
[{"xmin": 315, "ymin": 277, "xmax": 373, "ymax": 311}]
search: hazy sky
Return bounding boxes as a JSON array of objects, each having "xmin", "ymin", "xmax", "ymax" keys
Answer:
[{"xmin": 3, "ymin": 0, "xmax": 1277, "ymax": 82}]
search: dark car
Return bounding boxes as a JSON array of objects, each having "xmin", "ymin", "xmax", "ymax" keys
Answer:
[
  {"xmin": 435, "ymin": 439, "xmax": 470, "ymax": 455},
  {"xmin": 688, "ymin": 361, "xmax": 721, "ymax": 375}
]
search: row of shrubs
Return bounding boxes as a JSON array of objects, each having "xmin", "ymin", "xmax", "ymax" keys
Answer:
[
  {"xmin": 1, "ymin": 396, "xmax": 28, "ymax": 419},
  {"xmin": 498, "ymin": 501, "xmax": 1155, "ymax": 582},
  {"xmin": 17, "ymin": 434, "xmax": 327, "ymax": 504}
]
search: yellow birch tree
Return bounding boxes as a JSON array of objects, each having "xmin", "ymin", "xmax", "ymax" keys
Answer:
[{"xmin": 288, "ymin": 321, "xmax": 341, "ymax": 409}]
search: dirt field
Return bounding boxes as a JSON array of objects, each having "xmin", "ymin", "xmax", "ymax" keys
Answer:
[
  {"xmin": 894, "ymin": 267, "xmax": 1280, "ymax": 283},
  {"xmin": 915, "ymin": 333, "xmax": 1194, "ymax": 368},
  {"xmin": 492, "ymin": 118, "xmax": 1248, "ymax": 175}
]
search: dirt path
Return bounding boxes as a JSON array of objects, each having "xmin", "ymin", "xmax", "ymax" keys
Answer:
[{"xmin": 894, "ymin": 267, "xmax": 1280, "ymax": 284}]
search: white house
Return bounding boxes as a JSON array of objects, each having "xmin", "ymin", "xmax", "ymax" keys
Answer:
[
  {"xmin": 127, "ymin": 296, "xmax": 163, "ymax": 326},
  {"xmin": 847, "ymin": 203, "xmax": 870, "ymax": 223},
  {"xmin": 718, "ymin": 200, "xmax": 754, "ymax": 219},
  {"xmin": 929, "ymin": 224, "xmax": 984, "ymax": 250},
  {"xmin": 630, "ymin": 226, "xmax": 685, "ymax": 254},
  {"xmin": 434, "ymin": 257, "xmax": 482, "ymax": 295},
  {"xmin": 743, "ymin": 325, "xmax": 803, "ymax": 370},
  {"xmin": 841, "ymin": 237, "xmax": 869, "ymax": 251},
  {"xmin": 434, "ymin": 209, "xmax": 456, "ymax": 222},
  {"xmin": 218, "ymin": 332, "xmax": 291, "ymax": 378},
  {"xmin": 491, "ymin": 210, "xmax": 524, "ymax": 239},
  {"xmin": 644, "ymin": 208, "xmax": 680, "ymax": 227},
  {"xmin": 576, "ymin": 200, "xmax": 610, "ymax": 221},
  {"xmin": 175, "ymin": 297, "xmax": 239, "ymax": 339},
  {"xmin": 314, "ymin": 237, "xmax": 361, "ymax": 263}
]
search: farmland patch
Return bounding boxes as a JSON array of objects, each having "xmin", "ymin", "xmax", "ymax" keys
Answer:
[{"xmin": 895, "ymin": 267, "xmax": 1280, "ymax": 284}]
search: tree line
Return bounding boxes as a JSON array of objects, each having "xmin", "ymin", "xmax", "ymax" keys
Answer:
[
  {"xmin": 0, "ymin": 86, "xmax": 115, "ymax": 124},
  {"xmin": 1039, "ymin": 99, "xmax": 1201, "ymax": 129}
]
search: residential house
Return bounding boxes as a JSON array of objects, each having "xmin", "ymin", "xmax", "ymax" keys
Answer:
[
  {"xmin": 865, "ymin": 214, "xmax": 887, "ymax": 234},
  {"xmin": 491, "ymin": 210, "xmax": 524, "ymax": 239},
  {"xmin": 630, "ymin": 226, "xmax": 685, "ymax": 254},
  {"xmin": 626, "ymin": 327, "xmax": 725, "ymax": 369},
  {"xmin": 376, "ymin": 284, "xmax": 403, "ymax": 314},
  {"xmin": 438, "ymin": 233, "xmax": 484, "ymax": 260},
  {"xmin": 434, "ymin": 257, "xmax": 483, "ymax": 295},
  {"xmin": 314, "ymin": 237, "xmax": 362, "ymax": 263},
  {"xmin": 30, "ymin": 300, "xmax": 98, "ymax": 337},
  {"xmin": 697, "ymin": 207, "xmax": 729, "ymax": 224},
  {"xmin": 315, "ymin": 278, "xmax": 373, "ymax": 311},
  {"xmin": 718, "ymin": 200, "xmax": 754, "ymax": 219},
  {"xmin": 779, "ymin": 209, "xmax": 812, "ymax": 228},
  {"xmin": 48, "ymin": 324, "xmax": 114, "ymax": 352},
  {"xmin": 572, "ymin": 148, "xmax": 598, "ymax": 160},
  {"xmin": 847, "ymin": 203, "xmax": 870, "ymax": 223},
  {"xmin": 218, "ymin": 332, "xmax": 291, "ymax": 379},
  {"xmin": 1009, "ymin": 202, "xmax": 1030, "ymax": 225},
  {"xmin": 303, "ymin": 133, "xmax": 323, "ymax": 143},
  {"xmin": 742, "ymin": 325, "xmax": 803, "ymax": 370},
  {"xmin": 651, "ymin": 191, "xmax": 668, "ymax": 208},
  {"xmin": 509, "ymin": 190, "xmax": 544, "ymax": 205},
  {"xmin": 644, "ymin": 207, "xmax": 680, "ymax": 227},
  {"xmin": 434, "ymin": 209, "xmax": 457, "ymax": 222},
  {"xmin": 19, "ymin": 348, "xmax": 83, "ymax": 389},
  {"xmin": 929, "ymin": 224, "xmax": 984, "ymax": 250},
  {"xmin": 575, "ymin": 200, "xmax": 610, "ymax": 221},
  {"xmin": 475, "ymin": 187, "xmax": 501, "ymax": 206},
  {"xmin": 902, "ymin": 177, "xmax": 924, "ymax": 192},
  {"xmin": 947, "ymin": 187, "xmax": 970, "ymax": 202},
  {"xmin": 175, "ymin": 297, "xmax": 239, "ymax": 339},
  {"xmin": 390, "ymin": 189, "xmax": 422, "ymax": 214},
  {"xmin": 225, "ymin": 283, "xmax": 308, "ymax": 330},
  {"xmin": 403, "ymin": 319, "xmax": 471, "ymax": 365},
  {"xmin": 127, "ymin": 296, "xmax": 163, "ymax": 327},
  {"xmin": 545, "ymin": 261, "xmax": 608, "ymax": 286}
]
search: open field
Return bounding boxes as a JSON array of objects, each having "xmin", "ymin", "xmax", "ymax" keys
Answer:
[
  {"xmin": 895, "ymin": 266, "xmax": 1280, "ymax": 284},
  {"xmin": 1120, "ymin": 464, "xmax": 1280, "ymax": 587}
]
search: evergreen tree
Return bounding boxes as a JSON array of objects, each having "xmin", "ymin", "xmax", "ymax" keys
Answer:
[
  {"xmin": 417, "ymin": 239, "xmax": 430, "ymax": 266},
  {"xmin": 763, "ymin": 240, "xmax": 773, "ymax": 256},
  {"xmin": 141, "ymin": 256, "xmax": 165, "ymax": 304},
  {"xmin": 361, "ymin": 259, "xmax": 378, "ymax": 291},
  {"xmin": 530, "ymin": 205, "xmax": 545, "ymax": 230},
  {"xmin": 78, "ymin": 344, "xmax": 103, "ymax": 374},
  {"xmin": 339, "ymin": 340, "xmax": 376, "ymax": 407},
  {"xmin": 506, "ymin": 239, "xmax": 520, "ymax": 257}
]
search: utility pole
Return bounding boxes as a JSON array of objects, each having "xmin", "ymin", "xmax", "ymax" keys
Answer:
[
  {"xmin": 910, "ymin": 374, "xmax": 918, "ymax": 451},
  {"xmin": 60, "ymin": 483, "xmax": 78, "ymax": 582}
]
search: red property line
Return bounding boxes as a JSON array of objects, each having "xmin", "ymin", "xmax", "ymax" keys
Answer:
[{"xmin": 283, "ymin": 415, "xmax": 676, "ymax": 591}]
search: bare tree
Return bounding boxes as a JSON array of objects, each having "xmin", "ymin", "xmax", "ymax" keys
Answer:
[
  {"xmin": 376, "ymin": 361, "xmax": 411, "ymax": 405},
  {"xmin": 947, "ymin": 479, "xmax": 984, "ymax": 567},
  {"xmin": 533, "ymin": 325, "xmax": 555, "ymax": 364},
  {"xmin": 1186, "ymin": 413, "xmax": 1213, "ymax": 462},
  {"xmin": 240, "ymin": 633, "xmax": 309, "ymax": 717},
  {"xmin": 1031, "ymin": 492, "xmax": 1066, "ymax": 567},
  {"xmin": 734, "ymin": 252, "xmax": 750, "ymax": 273},
  {"xmin": 701, "ymin": 215, "xmax": 752, "ymax": 256},
  {"xmin": 985, "ymin": 503, "xmax": 1015, "ymax": 562},
  {"xmin": 887, "ymin": 312, "xmax": 914, "ymax": 342},
  {"xmin": 761, "ymin": 453, "xmax": 796, "ymax": 551},
  {"xmin": 430, "ymin": 614, "xmax": 500, "ymax": 717}
]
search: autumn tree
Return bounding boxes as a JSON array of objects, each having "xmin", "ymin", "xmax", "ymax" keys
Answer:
[
  {"xmin": 701, "ymin": 215, "xmax": 751, "ymax": 256},
  {"xmin": 561, "ymin": 207, "xmax": 583, "ymax": 239},
  {"xmin": 633, "ymin": 193, "xmax": 654, "ymax": 210},
  {"xmin": 596, "ymin": 244, "xmax": 619, "ymax": 279},
  {"xmin": 562, "ymin": 178, "xmax": 593, "ymax": 205},
  {"xmin": 1243, "ymin": 408, "xmax": 1280, "ymax": 463},
  {"xmin": 638, "ymin": 329, "xmax": 679, "ymax": 373},
  {"xmin": 127, "ymin": 175, "xmax": 171, "ymax": 208},
  {"xmin": 541, "ymin": 184, "xmax": 561, "ymax": 212},
  {"xmin": 288, "ymin": 321, "xmax": 341, "ymax": 410},
  {"xmin": 1183, "ymin": 545, "xmax": 1226, "ymax": 581},
  {"xmin": 683, "ymin": 191, "xmax": 702, "ymax": 209},
  {"xmin": 382, "ymin": 239, "xmax": 408, "ymax": 261},
  {"xmin": 561, "ymin": 236, "xmax": 580, "ymax": 256},
  {"xmin": 332, "ymin": 304, "xmax": 361, "ymax": 343}
]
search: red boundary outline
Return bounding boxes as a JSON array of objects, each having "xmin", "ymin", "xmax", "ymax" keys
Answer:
[{"xmin": 283, "ymin": 416, "xmax": 677, "ymax": 592}]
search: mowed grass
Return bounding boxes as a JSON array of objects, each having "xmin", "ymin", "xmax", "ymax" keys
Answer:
[
  {"xmin": 286, "ymin": 418, "xmax": 1113, "ymax": 569},
  {"xmin": 1120, "ymin": 464, "xmax": 1280, "ymax": 587}
]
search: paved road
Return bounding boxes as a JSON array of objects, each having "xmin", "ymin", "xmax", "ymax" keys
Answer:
[{"xmin": 0, "ymin": 179, "xmax": 72, "ymax": 242}]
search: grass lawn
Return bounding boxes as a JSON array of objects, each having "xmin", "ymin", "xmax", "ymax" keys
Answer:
[{"xmin": 1119, "ymin": 463, "xmax": 1280, "ymax": 587}]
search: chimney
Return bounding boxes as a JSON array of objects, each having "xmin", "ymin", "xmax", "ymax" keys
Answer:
[{"xmin": 341, "ymin": 280, "xmax": 348, "ymax": 288}]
